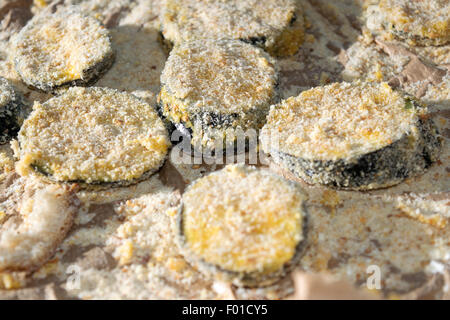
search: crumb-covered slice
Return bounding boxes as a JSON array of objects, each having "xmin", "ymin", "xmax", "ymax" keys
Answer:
[
  {"xmin": 261, "ymin": 81, "xmax": 442, "ymax": 190},
  {"xmin": 178, "ymin": 164, "xmax": 307, "ymax": 287},
  {"xmin": 161, "ymin": 0, "xmax": 305, "ymax": 56},
  {"xmin": 11, "ymin": 7, "xmax": 115, "ymax": 92},
  {"xmin": 0, "ymin": 77, "xmax": 28, "ymax": 144},
  {"xmin": 17, "ymin": 87, "xmax": 170, "ymax": 189},
  {"xmin": 158, "ymin": 39, "xmax": 278, "ymax": 153},
  {"xmin": 379, "ymin": 0, "xmax": 450, "ymax": 46},
  {"xmin": 0, "ymin": 183, "xmax": 79, "ymax": 274}
]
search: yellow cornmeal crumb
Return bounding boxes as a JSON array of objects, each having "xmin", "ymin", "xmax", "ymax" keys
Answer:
[
  {"xmin": 161, "ymin": 0, "xmax": 304, "ymax": 56},
  {"xmin": 182, "ymin": 165, "xmax": 306, "ymax": 277},
  {"xmin": 379, "ymin": 0, "xmax": 450, "ymax": 45},
  {"xmin": 0, "ymin": 151, "xmax": 14, "ymax": 181},
  {"xmin": 117, "ymin": 222, "xmax": 135, "ymax": 238},
  {"xmin": 11, "ymin": 8, "xmax": 114, "ymax": 90},
  {"xmin": 18, "ymin": 87, "xmax": 170, "ymax": 184},
  {"xmin": 0, "ymin": 273, "xmax": 23, "ymax": 290},
  {"xmin": 261, "ymin": 81, "xmax": 421, "ymax": 161},
  {"xmin": 166, "ymin": 257, "xmax": 186, "ymax": 273},
  {"xmin": 320, "ymin": 190, "xmax": 340, "ymax": 215},
  {"xmin": 396, "ymin": 203, "xmax": 448, "ymax": 229},
  {"xmin": 159, "ymin": 87, "xmax": 191, "ymax": 127},
  {"xmin": 166, "ymin": 207, "xmax": 177, "ymax": 217},
  {"xmin": 33, "ymin": 0, "xmax": 49, "ymax": 8},
  {"xmin": 117, "ymin": 240, "xmax": 134, "ymax": 266},
  {"xmin": 32, "ymin": 259, "xmax": 60, "ymax": 279},
  {"xmin": 20, "ymin": 197, "xmax": 35, "ymax": 216},
  {"xmin": 375, "ymin": 63, "xmax": 383, "ymax": 81},
  {"xmin": 15, "ymin": 152, "xmax": 34, "ymax": 177}
]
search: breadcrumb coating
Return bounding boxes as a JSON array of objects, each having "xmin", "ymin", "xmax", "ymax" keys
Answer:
[
  {"xmin": 379, "ymin": 0, "xmax": 450, "ymax": 46},
  {"xmin": 161, "ymin": 0, "xmax": 305, "ymax": 56},
  {"xmin": 11, "ymin": 7, "xmax": 114, "ymax": 91},
  {"xmin": 262, "ymin": 81, "xmax": 423, "ymax": 161},
  {"xmin": 0, "ymin": 181, "xmax": 79, "ymax": 273},
  {"xmin": 17, "ymin": 87, "xmax": 170, "ymax": 186},
  {"xmin": 159, "ymin": 39, "xmax": 278, "ymax": 149},
  {"xmin": 180, "ymin": 164, "xmax": 307, "ymax": 286}
]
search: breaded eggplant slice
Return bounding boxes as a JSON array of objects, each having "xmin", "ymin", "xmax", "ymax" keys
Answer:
[
  {"xmin": 177, "ymin": 164, "xmax": 307, "ymax": 287},
  {"xmin": 260, "ymin": 81, "xmax": 442, "ymax": 190},
  {"xmin": 0, "ymin": 183, "xmax": 79, "ymax": 280},
  {"xmin": 0, "ymin": 77, "xmax": 28, "ymax": 144},
  {"xmin": 158, "ymin": 39, "xmax": 279, "ymax": 154},
  {"xmin": 379, "ymin": 0, "xmax": 450, "ymax": 46},
  {"xmin": 161, "ymin": 0, "xmax": 305, "ymax": 57},
  {"xmin": 17, "ymin": 87, "xmax": 171, "ymax": 190},
  {"xmin": 11, "ymin": 8, "xmax": 115, "ymax": 92}
]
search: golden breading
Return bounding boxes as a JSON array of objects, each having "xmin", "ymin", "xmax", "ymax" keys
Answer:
[
  {"xmin": 159, "ymin": 39, "xmax": 278, "ymax": 152},
  {"xmin": 11, "ymin": 7, "xmax": 114, "ymax": 92},
  {"xmin": 178, "ymin": 164, "xmax": 307, "ymax": 287},
  {"xmin": 261, "ymin": 81, "xmax": 441, "ymax": 189},
  {"xmin": 0, "ymin": 181, "xmax": 79, "ymax": 284},
  {"xmin": 379, "ymin": 0, "xmax": 450, "ymax": 46},
  {"xmin": 161, "ymin": 0, "xmax": 305, "ymax": 56},
  {"xmin": 17, "ymin": 87, "xmax": 170, "ymax": 188}
]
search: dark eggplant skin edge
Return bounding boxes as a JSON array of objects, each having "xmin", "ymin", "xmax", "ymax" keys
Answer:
[
  {"xmin": 30, "ymin": 155, "xmax": 168, "ymax": 191},
  {"xmin": 15, "ymin": 48, "xmax": 116, "ymax": 94},
  {"xmin": 269, "ymin": 118, "xmax": 442, "ymax": 191},
  {"xmin": 17, "ymin": 86, "xmax": 171, "ymax": 190},
  {"xmin": 156, "ymin": 80, "xmax": 279, "ymax": 156},
  {"xmin": 387, "ymin": 22, "xmax": 450, "ymax": 46},
  {"xmin": 0, "ymin": 85, "xmax": 29, "ymax": 145},
  {"xmin": 159, "ymin": 9, "xmax": 304, "ymax": 57}
]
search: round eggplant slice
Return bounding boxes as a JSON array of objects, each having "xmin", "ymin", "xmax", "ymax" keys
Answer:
[
  {"xmin": 260, "ymin": 81, "xmax": 442, "ymax": 190},
  {"xmin": 379, "ymin": 0, "xmax": 450, "ymax": 46},
  {"xmin": 0, "ymin": 77, "xmax": 28, "ymax": 144},
  {"xmin": 0, "ymin": 183, "xmax": 79, "ymax": 276},
  {"xmin": 17, "ymin": 87, "xmax": 171, "ymax": 190},
  {"xmin": 178, "ymin": 164, "xmax": 307, "ymax": 287},
  {"xmin": 158, "ymin": 39, "xmax": 278, "ymax": 154},
  {"xmin": 11, "ymin": 8, "xmax": 115, "ymax": 92},
  {"xmin": 160, "ymin": 0, "xmax": 305, "ymax": 57}
]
